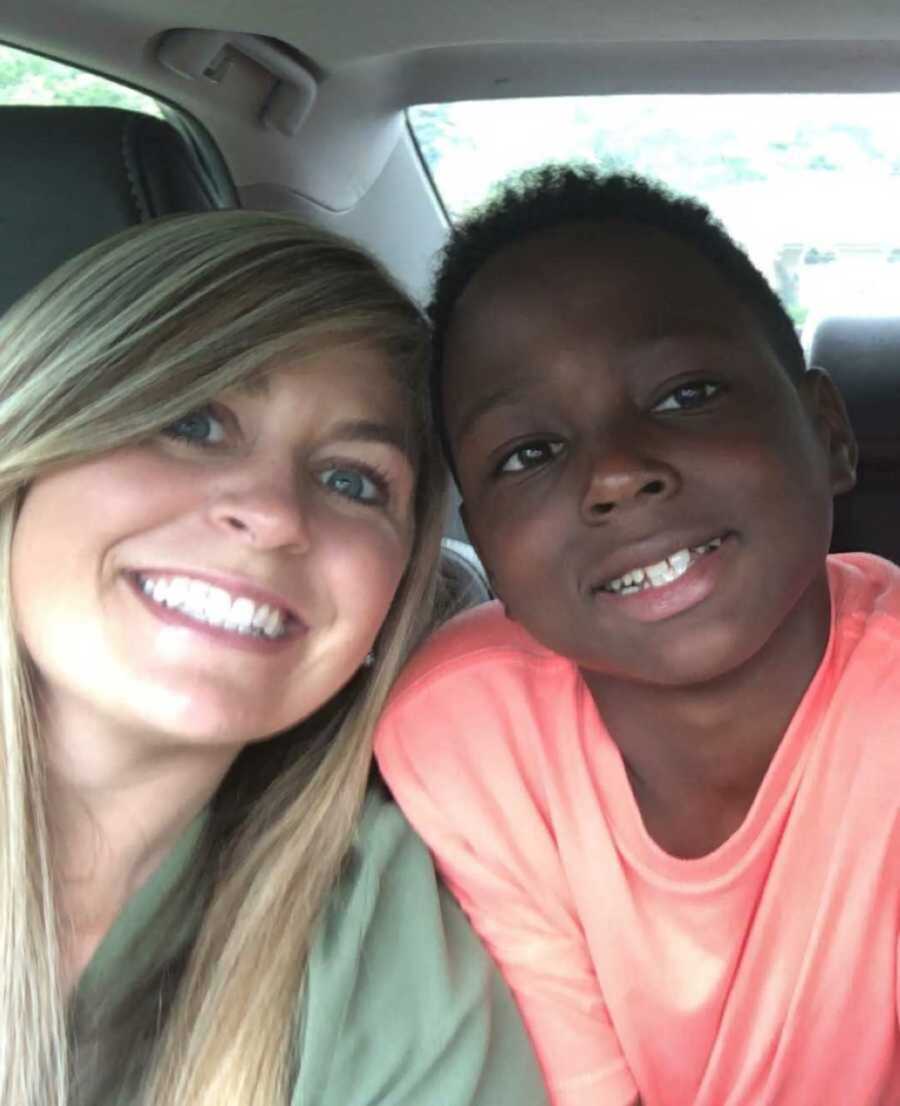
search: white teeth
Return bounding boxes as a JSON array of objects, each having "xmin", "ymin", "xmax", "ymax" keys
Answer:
[
  {"xmin": 252, "ymin": 603, "xmax": 272, "ymax": 629},
  {"xmin": 693, "ymin": 537, "xmax": 724, "ymax": 557},
  {"xmin": 225, "ymin": 596, "xmax": 255, "ymax": 631},
  {"xmin": 601, "ymin": 536, "xmax": 725, "ymax": 595},
  {"xmin": 185, "ymin": 580, "xmax": 208, "ymax": 618},
  {"xmin": 165, "ymin": 576, "xmax": 189, "ymax": 608},
  {"xmin": 645, "ymin": 559, "xmax": 675, "ymax": 586},
  {"xmin": 137, "ymin": 574, "xmax": 289, "ymax": 638},
  {"xmin": 263, "ymin": 608, "xmax": 283, "ymax": 638},
  {"xmin": 204, "ymin": 587, "xmax": 232, "ymax": 627},
  {"xmin": 668, "ymin": 549, "xmax": 691, "ymax": 575}
]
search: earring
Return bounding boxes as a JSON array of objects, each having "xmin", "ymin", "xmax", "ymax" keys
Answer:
[{"xmin": 363, "ymin": 651, "xmax": 375, "ymax": 668}]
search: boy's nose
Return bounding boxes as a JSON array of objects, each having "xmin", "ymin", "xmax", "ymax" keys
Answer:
[
  {"xmin": 209, "ymin": 472, "xmax": 312, "ymax": 553},
  {"xmin": 580, "ymin": 450, "xmax": 680, "ymax": 521}
]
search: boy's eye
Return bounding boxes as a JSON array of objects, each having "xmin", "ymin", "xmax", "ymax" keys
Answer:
[
  {"xmin": 498, "ymin": 440, "xmax": 564, "ymax": 474},
  {"xmin": 652, "ymin": 381, "xmax": 721, "ymax": 412},
  {"xmin": 162, "ymin": 406, "xmax": 226, "ymax": 447},
  {"xmin": 319, "ymin": 466, "xmax": 386, "ymax": 505}
]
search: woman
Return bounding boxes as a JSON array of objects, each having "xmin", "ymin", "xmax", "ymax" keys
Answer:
[{"xmin": 0, "ymin": 211, "xmax": 547, "ymax": 1106}]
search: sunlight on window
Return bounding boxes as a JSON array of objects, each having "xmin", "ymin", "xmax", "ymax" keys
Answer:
[
  {"xmin": 410, "ymin": 94, "xmax": 900, "ymax": 337},
  {"xmin": 0, "ymin": 43, "xmax": 161, "ymax": 116}
]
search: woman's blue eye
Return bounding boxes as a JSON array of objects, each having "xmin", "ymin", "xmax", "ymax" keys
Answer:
[
  {"xmin": 498, "ymin": 440, "xmax": 564, "ymax": 474},
  {"xmin": 320, "ymin": 466, "xmax": 384, "ymax": 504},
  {"xmin": 162, "ymin": 407, "xmax": 226, "ymax": 447},
  {"xmin": 653, "ymin": 382, "xmax": 721, "ymax": 412}
]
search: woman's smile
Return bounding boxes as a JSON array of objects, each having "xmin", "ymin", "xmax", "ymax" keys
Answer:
[{"xmin": 130, "ymin": 569, "xmax": 305, "ymax": 649}]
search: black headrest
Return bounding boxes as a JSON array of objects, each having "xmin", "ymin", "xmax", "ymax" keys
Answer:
[
  {"xmin": 809, "ymin": 316, "xmax": 900, "ymax": 562},
  {"xmin": 0, "ymin": 106, "xmax": 237, "ymax": 317}
]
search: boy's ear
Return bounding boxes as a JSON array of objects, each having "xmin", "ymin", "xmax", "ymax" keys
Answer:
[{"xmin": 801, "ymin": 367, "xmax": 858, "ymax": 496}]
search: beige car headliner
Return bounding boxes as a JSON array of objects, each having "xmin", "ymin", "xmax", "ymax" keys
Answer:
[{"xmin": 4, "ymin": 0, "xmax": 900, "ymax": 229}]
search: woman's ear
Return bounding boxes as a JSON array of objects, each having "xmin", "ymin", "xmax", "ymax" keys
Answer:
[{"xmin": 802, "ymin": 367, "xmax": 858, "ymax": 496}]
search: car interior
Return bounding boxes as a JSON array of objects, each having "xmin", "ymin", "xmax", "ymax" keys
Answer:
[{"xmin": 1, "ymin": 0, "xmax": 899, "ymax": 577}]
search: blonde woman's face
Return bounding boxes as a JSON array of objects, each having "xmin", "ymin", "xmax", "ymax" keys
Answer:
[{"xmin": 11, "ymin": 345, "xmax": 417, "ymax": 752}]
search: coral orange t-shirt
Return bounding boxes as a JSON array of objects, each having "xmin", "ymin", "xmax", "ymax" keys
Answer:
[{"xmin": 375, "ymin": 554, "xmax": 900, "ymax": 1106}]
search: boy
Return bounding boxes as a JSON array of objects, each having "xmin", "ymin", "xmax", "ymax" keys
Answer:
[{"xmin": 375, "ymin": 167, "xmax": 900, "ymax": 1106}]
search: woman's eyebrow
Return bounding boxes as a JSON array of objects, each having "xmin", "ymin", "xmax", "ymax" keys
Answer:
[
  {"xmin": 233, "ymin": 375, "xmax": 271, "ymax": 397},
  {"xmin": 329, "ymin": 418, "xmax": 416, "ymax": 465}
]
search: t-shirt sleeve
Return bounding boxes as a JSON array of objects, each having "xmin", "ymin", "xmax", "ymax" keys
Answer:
[
  {"xmin": 375, "ymin": 665, "xmax": 638, "ymax": 1106},
  {"xmin": 292, "ymin": 792, "xmax": 550, "ymax": 1106}
]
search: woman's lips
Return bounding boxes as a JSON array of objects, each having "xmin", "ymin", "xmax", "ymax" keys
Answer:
[{"xmin": 128, "ymin": 572, "xmax": 305, "ymax": 653}]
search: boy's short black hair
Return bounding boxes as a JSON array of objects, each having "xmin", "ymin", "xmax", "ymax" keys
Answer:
[{"xmin": 429, "ymin": 164, "xmax": 806, "ymax": 476}]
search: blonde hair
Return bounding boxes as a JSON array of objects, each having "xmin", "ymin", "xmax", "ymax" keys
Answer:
[{"xmin": 0, "ymin": 211, "xmax": 447, "ymax": 1106}]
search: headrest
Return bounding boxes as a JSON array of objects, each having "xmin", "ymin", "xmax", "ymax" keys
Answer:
[
  {"xmin": 809, "ymin": 316, "xmax": 900, "ymax": 562},
  {"xmin": 0, "ymin": 106, "xmax": 237, "ymax": 317},
  {"xmin": 438, "ymin": 537, "xmax": 492, "ymax": 615}
]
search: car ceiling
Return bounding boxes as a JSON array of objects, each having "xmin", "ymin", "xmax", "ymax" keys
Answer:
[{"xmin": 5, "ymin": 0, "xmax": 900, "ymax": 291}]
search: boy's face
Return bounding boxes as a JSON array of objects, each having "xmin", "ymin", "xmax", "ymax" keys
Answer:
[{"xmin": 443, "ymin": 221, "xmax": 856, "ymax": 687}]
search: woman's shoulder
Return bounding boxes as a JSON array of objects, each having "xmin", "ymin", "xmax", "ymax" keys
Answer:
[
  {"xmin": 292, "ymin": 785, "xmax": 549, "ymax": 1106},
  {"xmin": 311, "ymin": 784, "xmax": 479, "ymax": 968}
]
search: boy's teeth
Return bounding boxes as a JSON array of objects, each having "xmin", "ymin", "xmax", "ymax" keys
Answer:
[
  {"xmin": 668, "ymin": 549, "xmax": 691, "ymax": 575},
  {"xmin": 602, "ymin": 537, "xmax": 724, "ymax": 594},
  {"xmin": 645, "ymin": 560, "xmax": 676, "ymax": 587},
  {"xmin": 138, "ymin": 574, "xmax": 288, "ymax": 638}
]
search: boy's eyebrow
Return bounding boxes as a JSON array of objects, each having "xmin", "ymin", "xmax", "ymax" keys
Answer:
[
  {"xmin": 454, "ymin": 381, "xmax": 534, "ymax": 445},
  {"xmin": 454, "ymin": 324, "xmax": 747, "ymax": 444}
]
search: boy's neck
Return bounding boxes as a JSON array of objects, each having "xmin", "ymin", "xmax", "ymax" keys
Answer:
[{"xmin": 579, "ymin": 572, "xmax": 832, "ymax": 860}]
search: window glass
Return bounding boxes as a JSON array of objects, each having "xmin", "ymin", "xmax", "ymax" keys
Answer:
[
  {"xmin": 0, "ymin": 42, "xmax": 161, "ymax": 117},
  {"xmin": 409, "ymin": 94, "xmax": 900, "ymax": 338}
]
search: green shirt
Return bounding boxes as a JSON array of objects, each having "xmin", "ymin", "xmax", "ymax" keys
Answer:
[{"xmin": 79, "ymin": 788, "xmax": 549, "ymax": 1105}]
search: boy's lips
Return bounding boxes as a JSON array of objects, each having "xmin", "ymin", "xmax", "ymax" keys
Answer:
[{"xmin": 589, "ymin": 532, "xmax": 734, "ymax": 623}]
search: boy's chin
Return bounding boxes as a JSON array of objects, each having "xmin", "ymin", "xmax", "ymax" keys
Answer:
[{"xmin": 577, "ymin": 619, "xmax": 781, "ymax": 691}]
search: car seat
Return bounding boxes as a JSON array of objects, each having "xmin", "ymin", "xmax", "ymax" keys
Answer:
[
  {"xmin": 809, "ymin": 316, "xmax": 900, "ymax": 564},
  {"xmin": 0, "ymin": 105, "xmax": 236, "ymax": 318}
]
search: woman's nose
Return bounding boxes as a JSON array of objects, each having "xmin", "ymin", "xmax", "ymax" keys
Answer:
[
  {"xmin": 209, "ymin": 467, "xmax": 312, "ymax": 553},
  {"xmin": 580, "ymin": 449, "xmax": 680, "ymax": 521}
]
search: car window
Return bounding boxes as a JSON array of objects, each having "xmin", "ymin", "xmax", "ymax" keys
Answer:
[
  {"xmin": 0, "ymin": 42, "xmax": 161, "ymax": 116},
  {"xmin": 409, "ymin": 94, "xmax": 900, "ymax": 335}
]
